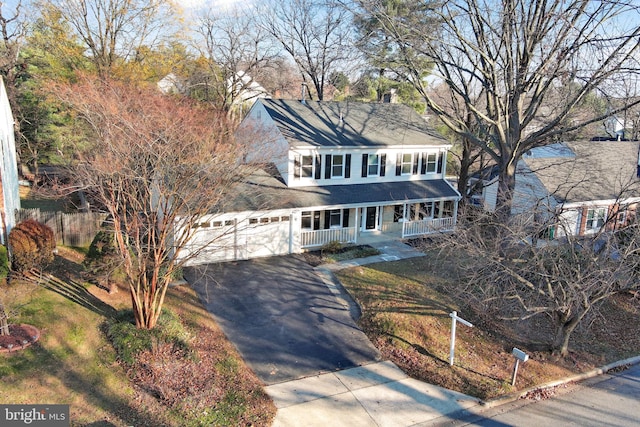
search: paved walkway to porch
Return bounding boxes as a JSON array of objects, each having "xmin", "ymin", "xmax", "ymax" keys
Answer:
[{"xmin": 318, "ymin": 238, "xmax": 426, "ymax": 272}]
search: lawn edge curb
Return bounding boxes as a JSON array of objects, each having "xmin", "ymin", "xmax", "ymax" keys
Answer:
[{"xmin": 479, "ymin": 354, "xmax": 640, "ymax": 408}]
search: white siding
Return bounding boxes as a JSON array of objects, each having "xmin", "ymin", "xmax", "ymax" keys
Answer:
[
  {"xmin": 240, "ymin": 102, "xmax": 290, "ymax": 182},
  {"xmin": 287, "ymin": 147, "xmax": 450, "ymax": 188},
  {"xmin": 0, "ymin": 78, "xmax": 19, "ymax": 244},
  {"xmin": 179, "ymin": 210, "xmax": 300, "ymax": 265}
]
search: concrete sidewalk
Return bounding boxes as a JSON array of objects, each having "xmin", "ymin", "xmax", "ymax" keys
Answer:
[{"xmin": 266, "ymin": 361, "xmax": 481, "ymax": 427}]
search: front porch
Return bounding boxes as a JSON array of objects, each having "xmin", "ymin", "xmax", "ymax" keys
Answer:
[{"xmin": 300, "ymin": 202, "xmax": 457, "ymax": 249}]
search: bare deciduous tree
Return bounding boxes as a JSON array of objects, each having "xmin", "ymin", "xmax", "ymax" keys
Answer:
[
  {"xmin": 193, "ymin": 7, "xmax": 276, "ymax": 119},
  {"xmin": 439, "ymin": 193, "xmax": 640, "ymax": 357},
  {"xmin": 45, "ymin": 0, "xmax": 178, "ymax": 77},
  {"xmin": 260, "ymin": 0, "xmax": 354, "ymax": 100},
  {"xmin": 0, "ymin": 0, "xmax": 26, "ymax": 93},
  {"xmin": 353, "ymin": 0, "xmax": 640, "ymax": 218},
  {"xmin": 52, "ymin": 75, "xmax": 256, "ymax": 329}
]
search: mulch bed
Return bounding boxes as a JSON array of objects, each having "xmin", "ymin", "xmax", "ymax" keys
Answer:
[{"xmin": 0, "ymin": 324, "xmax": 40, "ymax": 353}]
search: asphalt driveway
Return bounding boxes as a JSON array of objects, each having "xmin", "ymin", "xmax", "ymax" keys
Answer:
[{"xmin": 184, "ymin": 255, "xmax": 381, "ymax": 385}]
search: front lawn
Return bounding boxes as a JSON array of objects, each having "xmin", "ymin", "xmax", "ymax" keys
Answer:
[
  {"xmin": 335, "ymin": 253, "xmax": 640, "ymax": 400},
  {"xmin": 0, "ymin": 247, "xmax": 275, "ymax": 426}
]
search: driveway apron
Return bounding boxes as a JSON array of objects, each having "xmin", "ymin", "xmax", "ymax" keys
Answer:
[{"xmin": 185, "ymin": 255, "xmax": 381, "ymax": 385}]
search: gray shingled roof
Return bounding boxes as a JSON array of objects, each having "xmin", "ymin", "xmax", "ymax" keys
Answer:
[
  {"xmin": 220, "ymin": 167, "xmax": 459, "ymax": 213},
  {"xmin": 522, "ymin": 140, "xmax": 640, "ymax": 204},
  {"xmin": 260, "ymin": 99, "xmax": 448, "ymax": 148}
]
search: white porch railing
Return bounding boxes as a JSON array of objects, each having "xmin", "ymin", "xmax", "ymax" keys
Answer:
[
  {"xmin": 301, "ymin": 227, "xmax": 357, "ymax": 248},
  {"xmin": 402, "ymin": 217, "xmax": 455, "ymax": 237},
  {"xmin": 380, "ymin": 222, "xmax": 402, "ymax": 233}
]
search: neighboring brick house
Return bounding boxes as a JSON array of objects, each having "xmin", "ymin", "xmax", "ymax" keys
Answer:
[{"xmin": 180, "ymin": 98, "xmax": 461, "ymax": 264}]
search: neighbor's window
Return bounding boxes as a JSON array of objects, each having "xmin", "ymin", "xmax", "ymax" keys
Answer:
[
  {"xmin": 424, "ymin": 153, "xmax": 437, "ymax": 173},
  {"xmin": 586, "ymin": 208, "xmax": 606, "ymax": 230}
]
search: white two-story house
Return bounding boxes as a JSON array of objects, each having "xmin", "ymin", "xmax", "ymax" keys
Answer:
[{"xmin": 181, "ymin": 99, "xmax": 461, "ymax": 264}]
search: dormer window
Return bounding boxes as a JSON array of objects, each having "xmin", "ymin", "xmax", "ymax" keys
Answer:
[{"xmin": 368, "ymin": 154, "xmax": 380, "ymax": 176}]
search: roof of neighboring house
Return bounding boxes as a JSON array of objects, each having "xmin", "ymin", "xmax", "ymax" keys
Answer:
[
  {"xmin": 521, "ymin": 141, "xmax": 640, "ymax": 204},
  {"xmin": 229, "ymin": 71, "xmax": 269, "ymax": 104},
  {"xmin": 259, "ymin": 99, "xmax": 449, "ymax": 148},
  {"xmin": 219, "ymin": 166, "xmax": 459, "ymax": 213}
]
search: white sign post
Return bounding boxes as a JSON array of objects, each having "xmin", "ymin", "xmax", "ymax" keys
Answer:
[
  {"xmin": 449, "ymin": 311, "xmax": 473, "ymax": 366},
  {"xmin": 511, "ymin": 347, "xmax": 529, "ymax": 386}
]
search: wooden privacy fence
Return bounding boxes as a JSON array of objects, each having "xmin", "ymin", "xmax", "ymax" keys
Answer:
[{"xmin": 17, "ymin": 209, "xmax": 108, "ymax": 247}]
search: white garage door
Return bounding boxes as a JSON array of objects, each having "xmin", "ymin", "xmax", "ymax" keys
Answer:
[{"xmin": 245, "ymin": 215, "xmax": 292, "ymax": 259}]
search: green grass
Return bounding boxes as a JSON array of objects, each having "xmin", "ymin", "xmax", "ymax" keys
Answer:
[
  {"xmin": 106, "ymin": 308, "xmax": 195, "ymax": 366},
  {"xmin": 0, "ymin": 278, "xmax": 137, "ymax": 425}
]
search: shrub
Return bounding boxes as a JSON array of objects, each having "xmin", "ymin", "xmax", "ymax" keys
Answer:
[
  {"xmin": 105, "ymin": 309, "xmax": 194, "ymax": 366},
  {"xmin": 84, "ymin": 228, "xmax": 125, "ymax": 287},
  {"xmin": 9, "ymin": 219, "xmax": 56, "ymax": 272},
  {"xmin": 0, "ymin": 245, "xmax": 9, "ymax": 279},
  {"xmin": 321, "ymin": 240, "xmax": 343, "ymax": 254}
]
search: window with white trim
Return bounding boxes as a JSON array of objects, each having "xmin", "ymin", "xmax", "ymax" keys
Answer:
[
  {"xmin": 425, "ymin": 153, "xmax": 437, "ymax": 173},
  {"xmin": 362, "ymin": 153, "xmax": 386, "ymax": 177},
  {"xmin": 301, "ymin": 211, "xmax": 312, "ymax": 229},
  {"xmin": 586, "ymin": 208, "xmax": 606, "ymax": 230},
  {"xmin": 300, "ymin": 155, "xmax": 313, "ymax": 178},
  {"xmin": 617, "ymin": 211, "xmax": 627, "ymax": 225},
  {"xmin": 401, "ymin": 153, "xmax": 413, "ymax": 175},
  {"xmin": 331, "ymin": 154, "xmax": 344, "ymax": 178},
  {"xmin": 368, "ymin": 154, "xmax": 380, "ymax": 176},
  {"xmin": 329, "ymin": 209, "xmax": 342, "ymax": 228}
]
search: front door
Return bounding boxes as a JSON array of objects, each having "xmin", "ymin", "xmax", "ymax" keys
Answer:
[{"xmin": 364, "ymin": 206, "xmax": 378, "ymax": 231}]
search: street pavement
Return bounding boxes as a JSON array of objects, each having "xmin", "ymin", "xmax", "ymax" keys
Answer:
[{"xmin": 431, "ymin": 362, "xmax": 640, "ymax": 426}]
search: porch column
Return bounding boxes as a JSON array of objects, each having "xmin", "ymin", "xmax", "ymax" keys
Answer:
[
  {"xmin": 453, "ymin": 199, "xmax": 459, "ymax": 225},
  {"xmin": 354, "ymin": 208, "xmax": 359, "ymax": 243}
]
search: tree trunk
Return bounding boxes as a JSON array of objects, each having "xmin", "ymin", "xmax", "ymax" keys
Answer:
[
  {"xmin": 495, "ymin": 161, "xmax": 517, "ymax": 221},
  {"xmin": 0, "ymin": 302, "xmax": 9, "ymax": 336},
  {"xmin": 457, "ymin": 139, "xmax": 474, "ymax": 197},
  {"xmin": 552, "ymin": 312, "xmax": 583, "ymax": 357}
]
